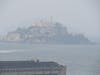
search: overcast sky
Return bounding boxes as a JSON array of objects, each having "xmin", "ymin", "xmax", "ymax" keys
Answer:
[{"xmin": 0, "ymin": 0, "xmax": 100, "ymax": 42}]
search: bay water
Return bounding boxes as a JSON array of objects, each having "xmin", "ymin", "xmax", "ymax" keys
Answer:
[{"xmin": 0, "ymin": 43, "xmax": 100, "ymax": 75}]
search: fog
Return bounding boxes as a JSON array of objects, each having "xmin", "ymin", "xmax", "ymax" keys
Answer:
[{"xmin": 0, "ymin": 0, "xmax": 100, "ymax": 42}]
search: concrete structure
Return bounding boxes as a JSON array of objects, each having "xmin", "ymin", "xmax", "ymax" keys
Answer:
[{"xmin": 0, "ymin": 60, "xmax": 66, "ymax": 75}]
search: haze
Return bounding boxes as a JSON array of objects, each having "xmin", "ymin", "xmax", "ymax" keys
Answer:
[{"xmin": 0, "ymin": 0, "xmax": 100, "ymax": 42}]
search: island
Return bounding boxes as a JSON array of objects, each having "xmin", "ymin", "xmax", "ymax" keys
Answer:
[{"xmin": 0, "ymin": 21, "xmax": 91, "ymax": 44}]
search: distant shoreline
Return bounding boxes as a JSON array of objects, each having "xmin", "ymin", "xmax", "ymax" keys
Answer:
[{"xmin": 0, "ymin": 41, "xmax": 97, "ymax": 45}]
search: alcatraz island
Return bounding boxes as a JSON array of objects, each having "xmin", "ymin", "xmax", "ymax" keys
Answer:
[{"xmin": 0, "ymin": 21, "xmax": 91, "ymax": 44}]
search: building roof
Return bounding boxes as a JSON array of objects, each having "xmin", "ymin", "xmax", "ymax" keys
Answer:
[{"xmin": 0, "ymin": 60, "xmax": 60, "ymax": 69}]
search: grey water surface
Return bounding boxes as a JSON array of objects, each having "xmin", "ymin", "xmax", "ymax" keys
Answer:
[{"xmin": 0, "ymin": 43, "xmax": 100, "ymax": 75}]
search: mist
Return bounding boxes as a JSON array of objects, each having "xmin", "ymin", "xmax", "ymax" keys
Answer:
[{"xmin": 0, "ymin": 0, "xmax": 100, "ymax": 42}]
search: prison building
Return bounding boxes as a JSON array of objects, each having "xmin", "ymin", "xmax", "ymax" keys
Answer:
[{"xmin": 0, "ymin": 60, "xmax": 66, "ymax": 75}]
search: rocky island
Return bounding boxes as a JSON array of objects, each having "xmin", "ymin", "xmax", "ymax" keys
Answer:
[{"xmin": 0, "ymin": 21, "xmax": 91, "ymax": 44}]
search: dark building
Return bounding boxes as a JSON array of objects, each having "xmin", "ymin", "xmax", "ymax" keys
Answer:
[{"xmin": 0, "ymin": 60, "xmax": 66, "ymax": 75}]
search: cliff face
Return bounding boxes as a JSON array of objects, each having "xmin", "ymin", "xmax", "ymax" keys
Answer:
[{"xmin": 1, "ymin": 22, "xmax": 91, "ymax": 44}]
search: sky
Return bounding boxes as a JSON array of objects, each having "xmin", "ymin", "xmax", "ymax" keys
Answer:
[{"xmin": 0, "ymin": 0, "xmax": 100, "ymax": 42}]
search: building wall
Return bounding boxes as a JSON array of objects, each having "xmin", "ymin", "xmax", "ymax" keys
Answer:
[{"xmin": 0, "ymin": 66, "xmax": 66, "ymax": 75}]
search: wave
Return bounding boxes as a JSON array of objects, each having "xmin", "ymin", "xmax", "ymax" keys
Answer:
[{"xmin": 0, "ymin": 50, "xmax": 18, "ymax": 53}]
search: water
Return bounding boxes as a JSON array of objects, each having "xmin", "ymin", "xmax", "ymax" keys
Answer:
[{"xmin": 0, "ymin": 43, "xmax": 100, "ymax": 75}]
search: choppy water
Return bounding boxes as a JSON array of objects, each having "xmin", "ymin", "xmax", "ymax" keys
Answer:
[{"xmin": 0, "ymin": 43, "xmax": 100, "ymax": 75}]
